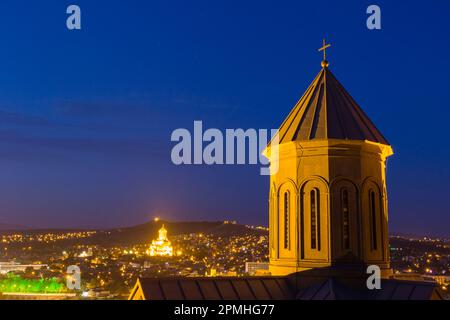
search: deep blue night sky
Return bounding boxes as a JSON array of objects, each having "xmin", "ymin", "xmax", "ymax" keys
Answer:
[{"xmin": 0, "ymin": 1, "xmax": 449, "ymax": 236}]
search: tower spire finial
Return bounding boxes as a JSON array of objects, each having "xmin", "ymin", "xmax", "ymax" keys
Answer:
[{"xmin": 318, "ymin": 39, "xmax": 331, "ymax": 68}]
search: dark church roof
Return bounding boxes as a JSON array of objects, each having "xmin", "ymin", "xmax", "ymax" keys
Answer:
[
  {"xmin": 131, "ymin": 277, "xmax": 295, "ymax": 300},
  {"xmin": 369, "ymin": 279, "xmax": 445, "ymax": 300},
  {"xmin": 275, "ymin": 66, "xmax": 389, "ymax": 145},
  {"xmin": 295, "ymin": 278, "xmax": 444, "ymax": 300},
  {"xmin": 130, "ymin": 275, "xmax": 444, "ymax": 300}
]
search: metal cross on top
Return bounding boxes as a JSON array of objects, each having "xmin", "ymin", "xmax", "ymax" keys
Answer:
[{"xmin": 318, "ymin": 39, "xmax": 331, "ymax": 62}]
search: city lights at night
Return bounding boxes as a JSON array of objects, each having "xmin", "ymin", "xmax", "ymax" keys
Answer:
[{"xmin": 0, "ymin": 1, "xmax": 448, "ymax": 317}]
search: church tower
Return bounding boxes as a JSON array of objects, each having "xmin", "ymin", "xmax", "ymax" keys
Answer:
[{"xmin": 264, "ymin": 42, "xmax": 393, "ymax": 277}]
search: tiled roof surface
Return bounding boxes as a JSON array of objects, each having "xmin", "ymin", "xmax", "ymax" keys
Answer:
[
  {"xmin": 132, "ymin": 276, "xmax": 444, "ymax": 300},
  {"xmin": 135, "ymin": 277, "xmax": 295, "ymax": 300},
  {"xmin": 295, "ymin": 278, "xmax": 443, "ymax": 300}
]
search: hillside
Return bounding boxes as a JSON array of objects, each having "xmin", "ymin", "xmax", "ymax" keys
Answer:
[
  {"xmin": 88, "ymin": 220, "xmax": 266, "ymax": 246},
  {"xmin": 0, "ymin": 220, "xmax": 267, "ymax": 246}
]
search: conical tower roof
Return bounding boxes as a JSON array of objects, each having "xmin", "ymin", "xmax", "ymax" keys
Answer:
[{"xmin": 275, "ymin": 66, "xmax": 389, "ymax": 145}]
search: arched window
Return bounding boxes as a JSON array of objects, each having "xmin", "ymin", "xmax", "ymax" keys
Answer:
[
  {"xmin": 369, "ymin": 190, "xmax": 377, "ymax": 250},
  {"xmin": 310, "ymin": 189, "xmax": 321, "ymax": 250},
  {"xmin": 341, "ymin": 189, "xmax": 350, "ymax": 250},
  {"xmin": 284, "ymin": 191, "xmax": 290, "ymax": 249}
]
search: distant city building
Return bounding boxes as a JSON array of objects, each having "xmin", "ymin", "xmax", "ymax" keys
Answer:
[
  {"xmin": 78, "ymin": 247, "xmax": 93, "ymax": 258},
  {"xmin": 147, "ymin": 225, "xmax": 173, "ymax": 257},
  {"xmin": 245, "ymin": 262, "xmax": 269, "ymax": 275},
  {"xmin": 207, "ymin": 268, "xmax": 237, "ymax": 277}
]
